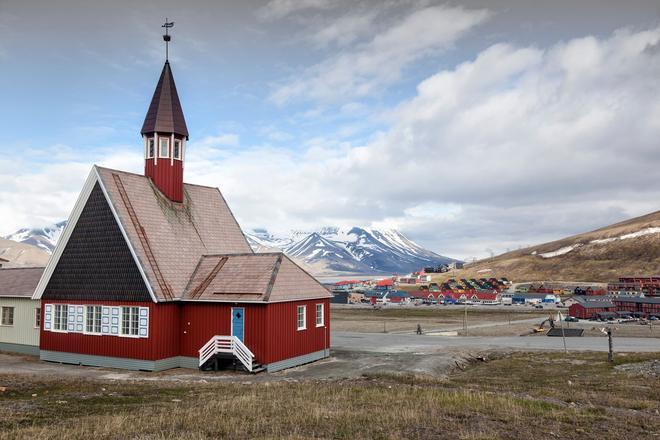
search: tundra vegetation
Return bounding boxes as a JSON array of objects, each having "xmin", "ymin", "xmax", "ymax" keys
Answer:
[{"xmin": 1, "ymin": 351, "xmax": 658, "ymax": 439}]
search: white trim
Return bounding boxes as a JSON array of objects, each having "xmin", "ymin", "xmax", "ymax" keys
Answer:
[
  {"xmin": 181, "ymin": 138, "xmax": 185, "ymax": 168},
  {"xmin": 83, "ymin": 305, "xmax": 102, "ymax": 335},
  {"xmin": 33, "ymin": 169, "xmax": 98, "ymax": 300},
  {"xmin": 159, "ymin": 137, "xmax": 170, "ymax": 158},
  {"xmin": 154, "ymin": 133, "xmax": 158, "ymax": 165},
  {"xmin": 170, "ymin": 133, "xmax": 174, "ymax": 165},
  {"xmin": 32, "ymin": 167, "xmax": 157, "ymax": 303},
  {"xmin": 297, "ymin": 305, "xmax": 306, "ymax": 331},
  {"xmin": 315, "ymin": 303, "xmax": 324, "ymax": 327}
]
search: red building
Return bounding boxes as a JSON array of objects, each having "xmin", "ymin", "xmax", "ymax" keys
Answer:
[
  {"xmin": 568, "ymin": 299, "xmax": 616, "ymax": 319},
  {"xmin": 612, "ymin": 297, "xmax": 660, "ymax": 318},
  {"xmin": 33, "ymin": 48, "xmax": 331, "ymax": 373}
]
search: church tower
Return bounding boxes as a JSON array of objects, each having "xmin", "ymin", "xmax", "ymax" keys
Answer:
[{"xmin": 141, "ymin": 21, "xmax": 188, "ymax": 203}]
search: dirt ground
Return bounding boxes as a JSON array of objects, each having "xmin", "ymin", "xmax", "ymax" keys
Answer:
[{"xmin": 331, "ymin": 304, "xmax": 549, "ymax": 334}]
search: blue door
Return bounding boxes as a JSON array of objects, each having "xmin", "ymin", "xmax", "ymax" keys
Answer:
[{"xmin": 231, "ymin": 307, "xmax": 245, "ymax": 342}]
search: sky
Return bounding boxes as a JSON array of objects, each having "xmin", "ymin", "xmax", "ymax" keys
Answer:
[{"xmin": 0, "ymin": 0, "xmax": 659, "ymax": 260}]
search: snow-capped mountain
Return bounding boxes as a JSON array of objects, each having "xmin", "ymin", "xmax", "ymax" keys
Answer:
[
  {"xmin": 5, "ymin": 221, "xmax": 457, "ymax": 276},
  {"xmin": 245, "ymin": 226, "xmax": 457, "ymax": 275},
  {"xmin": 4, "ymin": 221, "xmax": 67, "ymax": 253}
]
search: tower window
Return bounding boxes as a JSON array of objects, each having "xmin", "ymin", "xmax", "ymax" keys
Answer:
[
  {"xmin": 173, "ymin": 139, "xmax": 181, "ymax": 160},
  {"xmin": 148, "ymin": 138, "xmax": 155, "ymax": 158},
  {"xmin": 159, "ymin": 138, "xmax": 169, "ymax": 158}
]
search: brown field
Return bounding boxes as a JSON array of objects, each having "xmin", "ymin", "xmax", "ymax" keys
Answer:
[
  {"xmin": 331, "ymin": 305, "xmax": 549, "ymax": 333},
  {"xmin": 1, "ymin": 351, "xmax": 658, "ymax": 439}
]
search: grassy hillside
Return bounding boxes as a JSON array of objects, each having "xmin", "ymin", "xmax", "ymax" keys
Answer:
[{"xmin": 455, "ymin": 210, "xmax": 660, "ymax": 283}]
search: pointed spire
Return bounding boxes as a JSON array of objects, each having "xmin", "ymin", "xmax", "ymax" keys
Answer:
[{"xmin": 141, "ymin": 61, "xmax": 189, "ymax": 139}]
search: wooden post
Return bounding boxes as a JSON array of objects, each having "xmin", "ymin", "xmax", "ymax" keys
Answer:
[{"xmin": 607, "ymin": 328, "xmax": 614, "ymax": 363}]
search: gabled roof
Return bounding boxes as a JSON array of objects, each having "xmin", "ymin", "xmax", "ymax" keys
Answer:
[
  {"xmin": 0, "ymin": 267, "xmax": 44, "ymax": 298},
  {"xmin": 184, "ymin": 253, "xmax": 331, "ymax": 302},
  {"xmin": 34, "ymin": 166, "xmax": 330, "ymax": 304},
  {"xmin": 141, "ymin": 61, "xmax": 189, "ymax": 139},
  {"xmin": 35, "ymin": 166, "xmax": 253, "ymax": 302}
]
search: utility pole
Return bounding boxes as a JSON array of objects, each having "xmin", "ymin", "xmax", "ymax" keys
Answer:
[
  {"xmin": 463, "ymin": 302, "xmax": 468, "ymax": 336},
  {"xmin": 607, "ymin": 328, "xmax": 614, "ymax": 363}
]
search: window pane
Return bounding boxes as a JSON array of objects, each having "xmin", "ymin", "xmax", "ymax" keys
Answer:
[
  {"xmin": 148, "ymin": 139, "xmax": 155, "ymax": 158},
  {"xmin": 173, "ymin": 140, "xmax": 181, "ymax": 159},
  {"xmin": 159, "ymin": 138, "xmax": 169, "ymax": 157},
  {"xmin": 35, "ymin": 308, "xmax": 41, "ymax": 327}
]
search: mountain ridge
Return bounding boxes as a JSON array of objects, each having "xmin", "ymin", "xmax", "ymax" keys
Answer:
[
  {"xmin": 463, "ymin": 210, "xmax": 660, "ymax": 282},
  {"xmin": 4, "ymin": 222, "xmax": 457, "ymax": 276}
]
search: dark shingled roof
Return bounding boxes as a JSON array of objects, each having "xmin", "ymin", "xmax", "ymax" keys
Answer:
[{"xmin": 141, "ymin": 61, "xmax": 189, "ymax": 139}]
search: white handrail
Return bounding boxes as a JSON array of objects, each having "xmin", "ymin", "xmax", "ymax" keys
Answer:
[{"xmin": 198, "ymin": 335, "xmax": 254, "ymax": 372}]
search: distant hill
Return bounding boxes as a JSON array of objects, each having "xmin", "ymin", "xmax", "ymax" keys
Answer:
[
  {"xmin": 5, "ymin": 222, "xmax": 457, "ymax": 277},
  {"xmin": 0, "ymin": 237, "xmax": 49, "ymax": 268},
  {"xmin": 463, "ymin": 210, "xmax": 660, "ymax": 282},
  {"xmin": 4, "ymin": 221, "xmax": 65, "ymax": 253}
]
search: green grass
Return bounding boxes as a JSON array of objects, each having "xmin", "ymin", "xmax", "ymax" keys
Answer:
[{"xmin": 1, "ymin": 352, "xmax": 659, "ymax": 439}]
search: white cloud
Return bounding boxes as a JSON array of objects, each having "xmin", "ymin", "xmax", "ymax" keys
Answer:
[
  {"xmin": 3, "ymin": 26, "xmax": 660, "ymax": 261},
  {"xmin": 257, "ymin": 0, "xmax": 334, "ymax": 21},
  {"xmin": 270, "ymin": 5, "xmax": 491, "ymax": 105},
  {"xmin": 196, "ymin": 26, "xmax": 660, "ymax": 259}
]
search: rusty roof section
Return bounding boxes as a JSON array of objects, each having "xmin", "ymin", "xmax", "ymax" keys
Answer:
[
  {"xmin": 141, "ymin": 61, "xmax": 189, "ymax": 139},
  {"xmin": 0, "ymin": 267, "xmax": 44, "ymax": 298},
  {"xmin": 183, "ymin": 253, "xmax": 332, "ymax": 303},
  {"xmin": 95, "ymin": 166, "xmax": 253, "ymax": 301}
]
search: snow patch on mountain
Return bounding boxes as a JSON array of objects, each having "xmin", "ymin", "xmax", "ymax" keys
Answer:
[
  {"xmin": 5, "ymin": 221, "xmax": 457, "ymax": 276},
  {"xmin": 4, "ymin": 221, "xmax": 67, "ymax": 253},
  {"xmin": 245, "ymin": 226, "xmax": 457, "ymax": 275}
]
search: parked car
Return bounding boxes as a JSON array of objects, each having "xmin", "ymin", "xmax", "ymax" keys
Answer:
[{"xmin": 564, "ymin": 316, "xmax": 579, "ymax": 322}]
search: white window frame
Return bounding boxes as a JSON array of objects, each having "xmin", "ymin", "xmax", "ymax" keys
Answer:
[
  {"xmin": 173, "ymin": 139, "xmax": 182, "ymax": 160},
  {"xmin": 1, "ymin": 306, "xmax": 14, "ymax": 326},
  {"xmin": 159, "ymin": 137, "xmax": 170, "ymax": 158},
  {"xmin": 35, "ymin": 307, "xmax": 41, "ymax": 328},
  {"xmin": 85, "ymin": 305, "xmax": 102, "ymax": 335},
  {"xmin": 147, "ymin": 138, "xmax": 155, "ymax": 159},
  {"xmin": 297, "ymin": 305, "xmax": 306, "ymax": 331},
  {"xmin": 315, "ymin": 303, "xmax": 324, "ymax": 327},
  {"xmin": 121, "ymin": 306, "xmax": 140, "ymax": 337},
  {"xmin": 53, "ymin": 304, "xmax": 68, "ymax": 332}
]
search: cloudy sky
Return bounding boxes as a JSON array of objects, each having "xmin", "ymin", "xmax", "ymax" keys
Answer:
[{"xmin": 1, "ymin": 0, "xmax": 659, "ymax": 260}]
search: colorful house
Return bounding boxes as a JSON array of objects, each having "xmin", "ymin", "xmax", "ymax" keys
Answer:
[
  {"xmin": 32, "ymin": 57, "xmax": 331, "ymax": 373},
  {"xmin": 0, "ymin": 267, "xmax": 44, "ymax": 355}
]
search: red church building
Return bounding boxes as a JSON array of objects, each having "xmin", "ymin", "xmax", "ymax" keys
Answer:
[{"xmin": 33, "ymin": 51, "xmax": 331, "ymax": 373}]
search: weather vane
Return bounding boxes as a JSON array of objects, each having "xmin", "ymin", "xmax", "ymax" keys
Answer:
[{"xmin": 162, "ymin": 18, "xmax": 174, "ymax": 61}]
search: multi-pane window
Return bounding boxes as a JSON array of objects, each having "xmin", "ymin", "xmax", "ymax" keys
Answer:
[
  {"xmin": 148, "ymin": 138, "xmax": 155, "ymax": 158},
  {"xmin": 1, "ymin": 307, "xmax": 14, "ymax": 326},
  {"xmin": 53, "ymin": 304, "xmax": 68, "ymax": 331},
  {"xmin": 173, "ymin": 139, "xmax": 181, "ymax": 159},
  {"xmin": 35, "ymin": 308, "xmax": 41, "ymax": 328},
  {"xmin": 159, "ymin": 138, "xmax": 169, "ymax": 158},
  {"xmin": 316, "ymin": 303, "xmax": 324, "ymax": 327},
  {"xmin": 86, "ymin": 306, "xmax": 102, "ymax": 334},
  {"xmin": 297, "ymin": 305, "xmax": 306, "ymax": 330},
  {"xmin": 121, "ymin": 307, "xmax": 139, "ymax": 336}
]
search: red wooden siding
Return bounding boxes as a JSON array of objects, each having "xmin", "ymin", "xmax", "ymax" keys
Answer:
[
  {"xmin": 179, "ymin": 303, "xmax": 268, "ymax": 362},
  {"xmin": 144, "ymin": 150, "xmax": 183, "ymax": 202},
  {"xmin": 39, "ymin": 300, "xmax": 179, "ymax": 361},
  {"xmin": 264, "ymin": 298, "xmax": 330, "ymax": 365}
]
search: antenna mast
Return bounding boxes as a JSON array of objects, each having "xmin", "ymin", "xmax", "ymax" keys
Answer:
[{"xmin": 162, "ymin": 19, "xmax": 174, "ymax": 61}]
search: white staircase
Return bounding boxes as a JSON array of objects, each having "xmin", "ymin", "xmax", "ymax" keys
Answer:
[{"xmin": 199, "ymin": 335, "xmax": 257, "ymax": 372}]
